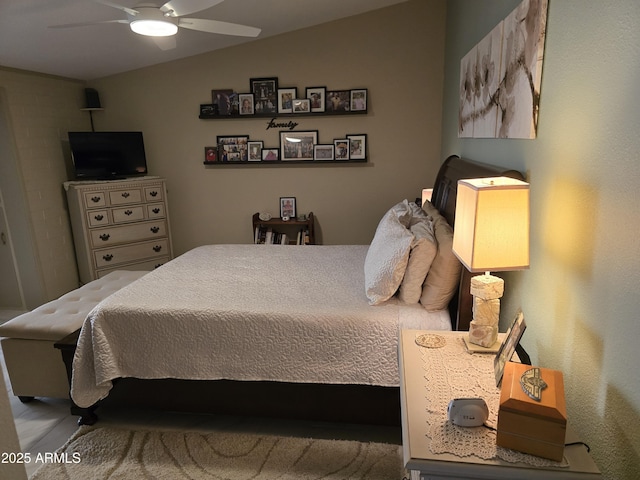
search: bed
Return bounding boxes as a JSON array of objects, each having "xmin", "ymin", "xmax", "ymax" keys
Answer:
[{"xmin": 69, "ymin": 155, "xmax": 524, "ymax": 426}]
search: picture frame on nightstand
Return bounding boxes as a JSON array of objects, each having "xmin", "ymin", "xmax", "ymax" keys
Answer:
[{"xmin": 494, "ymin": 310, "xmax": 527, "ymax": 387}]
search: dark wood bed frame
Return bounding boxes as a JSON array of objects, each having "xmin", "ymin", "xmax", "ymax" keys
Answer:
[{"xmin": 60, "ymin": 155, "xmax": 524, "ymax": 427}]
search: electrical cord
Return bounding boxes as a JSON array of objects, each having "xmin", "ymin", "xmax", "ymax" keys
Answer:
[{"xmin": 483, "ymin": 424, "xmax": 591, "ymax": 452}]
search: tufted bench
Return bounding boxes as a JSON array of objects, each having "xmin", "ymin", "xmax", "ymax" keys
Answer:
[{"xmin": 0, "ymin": 270, "xmax": 148, "ymax": 402}]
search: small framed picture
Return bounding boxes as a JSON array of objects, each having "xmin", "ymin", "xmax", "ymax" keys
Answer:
[
  {"xmin": 262, "ymin": 148, "xmax": 279, "ymax": 161},
  {"xmin": 346, "ymin": 134, "xmax": 367, "ymax": 160},
  {"xmin": 314, "ymin": 144, "xmax": 334, "ymax": 161},
  {"xmin": 280, "ymin": 130, "xmax": 318, "ymax": 161},
  {"xmin": 204, "ymin": 146, "xmax": 217, "ymax": 163},
  {"xmin": 293, "ymin": 98, "xmax": 310, "ymax": 113},
  {"xmin": 326, "ymin": 90, "xmax": 350, "ymax": 112},
  {"xmin": 239, "ymin": 93, "xmax": 255, "ymax": 115},
  {"xmin": 250, "ymin": 77, "xmax": 278, "ymax": 114},
  {"xmin": 280, "ymin": 197, "xmax": 296, "ymax": 219},
  {"xmin": 212, "ymin": 89, "xmax": 234, "ymax": 115},
  {"xmin": 350, "ymin": 89, "xmax": 368, "ymax": 112},
  {"xmin": 334, "ymin": 139, "xmax": 350, "ymax": 160},
  {"xmin": 494, "ymin": 310, "xmax": 527, "ymax": 387},
  {"xmin": 248, "ymin": 141, "xmax": 263, "ymax": 161},
  {"xmin": 278, "ymin": 87, "xmax": 297, "ymax": 114},
  {"xmin": 306, "ymin": 86, "xmax": 326, "ymax": 113},
  {"xmin": 200, "ymin": 104, "xmax": 215, "ymax": 116},
  {"xmin": 217, "ymin": 135, "xmax": 249, "ymax": 162}
]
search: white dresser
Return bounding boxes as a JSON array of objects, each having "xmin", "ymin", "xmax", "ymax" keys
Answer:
[{"xmin": 65, "ymin": 177, "xmax": 173, "ymax": 284}]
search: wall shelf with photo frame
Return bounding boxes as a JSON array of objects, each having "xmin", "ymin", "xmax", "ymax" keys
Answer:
[
  {"xmin": 203, "ymin": 133, "xmax": 367, "ymax": 166},
  {"xmin": 200, "ymin": 78, "xmax": 367, "ymax": 118}
]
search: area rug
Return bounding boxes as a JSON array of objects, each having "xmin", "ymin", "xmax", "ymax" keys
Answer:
[{"xmin": 30, "ymin": 425, "xmax": 406, "ymax": 479}]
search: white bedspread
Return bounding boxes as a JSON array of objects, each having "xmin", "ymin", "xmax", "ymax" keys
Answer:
[{"xmin": 71, "ymin": 245, "xmax": 451, "ymax": 407}]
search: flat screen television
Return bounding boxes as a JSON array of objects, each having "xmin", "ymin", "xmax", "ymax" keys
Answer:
[{"xmin": 68, "ymin": 131, "xmax": 148, "ymax": 180}]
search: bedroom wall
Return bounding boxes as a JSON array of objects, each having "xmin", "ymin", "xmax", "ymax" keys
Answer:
[
  {"xmin": 87, "ymin": 0, "xmax": 446, "ymax": 253},
  {"xmin": 0, "ymin": 68, "xmax": 88, "ymax": 306},
  {"xmin": 441, "ymin": 1, "xmax": 640, "ymax": 479}
]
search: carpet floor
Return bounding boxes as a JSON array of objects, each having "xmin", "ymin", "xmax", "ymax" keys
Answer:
[{"xmin": 30, "ymin": 425, "xmax": 407, "ymax": 479}]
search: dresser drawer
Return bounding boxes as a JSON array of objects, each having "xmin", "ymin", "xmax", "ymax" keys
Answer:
[
  {"xmin": 83, "ymin": 191, "xmax": 106, "ymax": 209},
  {"xmin": 109, "ymin": 188, "xmax": 143, "ymax": 206},
  {"xmin": 147, "ymin": 203, "xmax": 166, "ymax": 218},
  {"xmin": 144, "ymin": 186, "xmax": 164, "ymax": 202},
  {"xmin": 86, "ymin": 209, "xmax": 110, "ymax": 227},
  {"xmin": 94, "ymin": 239, "xmax": 169, "ymax": 268},
  {"xmin": 96, "ymin": 256, "xmax": 170, "ymax": 278},
  {"xmin": 112, "ymin": 205, "xmax": 145, "ymax": 223},
  {"xmin": 90, "ymin": 220, "xmax": 168, "ymax": 247}
]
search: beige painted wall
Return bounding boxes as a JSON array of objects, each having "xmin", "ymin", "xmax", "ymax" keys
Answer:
[
  {"xmin": 0, "ymin": 68, "xmax": 88, "ymax": 305},
  {"xmin": 89, "ymin": 0, "xmax": 446, "ymax": 254},
  {"xmin": 442, "ymin": 1, "xmax": 640, "ymax": 479}
]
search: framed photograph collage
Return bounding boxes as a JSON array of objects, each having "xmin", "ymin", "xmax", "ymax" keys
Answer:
[
  {"xmin": 200, "ymin": 77, "xmax": 368, "ymax": 165},
  {"xmin": 204, "ymin": 131, "xmax": 367, "ymax": 164},
  {"xmin": 200, "ymin": 77, "xmax": 367, "ymax": 118}
]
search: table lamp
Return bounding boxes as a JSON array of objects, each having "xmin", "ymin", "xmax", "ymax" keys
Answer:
[{"xmin": 452, "ymin": 177, "xmax": 530, "ymax": 348}]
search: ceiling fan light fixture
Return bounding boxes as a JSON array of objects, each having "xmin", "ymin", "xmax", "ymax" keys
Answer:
[{"xmin": 130, "ymin": 19, "xmax": 178, "ymax": 36}]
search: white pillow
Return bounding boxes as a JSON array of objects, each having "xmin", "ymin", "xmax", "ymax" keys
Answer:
[
  {"xmin": 398, "ymin": 218, "xmax": 437, "ymax": 304},
  {"xmin": 364, "ymin": 207, "xmax": 415, "ymax": 305}
]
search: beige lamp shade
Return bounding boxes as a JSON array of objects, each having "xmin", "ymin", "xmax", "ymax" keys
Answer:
[{"xmin": 452, "ymin": 177, "xmax": 530, "ymax": 272}]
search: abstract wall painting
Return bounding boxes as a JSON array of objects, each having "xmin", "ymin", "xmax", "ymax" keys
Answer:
[{"xmin": 459, "ymin": 0, "xmax": 548, "ymax": 139}]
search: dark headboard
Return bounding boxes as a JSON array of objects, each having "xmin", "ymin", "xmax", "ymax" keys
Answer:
[{"xmin": 432, "ymin": 155, "xmax": 525, "ymax": 330}]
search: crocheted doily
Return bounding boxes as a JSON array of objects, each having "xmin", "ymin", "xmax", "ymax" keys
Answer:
[{"xmin": 416, "ymin": 333, "xmax": 568, "ymax": 468}]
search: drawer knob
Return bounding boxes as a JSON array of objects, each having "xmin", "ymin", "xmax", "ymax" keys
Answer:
[
  {"xmin": 122, "ymin": 192, "xmax": 130, "ymax": 198},
  {"xmin": 152, "ymin": 208, "xmax": 160, "ymax": 214},
  {"xmin": 91, "ymin": 196, "xmax": 101, "ymax": 203},
  {"xmin": 102, "ymin": 254, "xmax": 113, "ymax": 262},
  {"xmin": 149, "ymin": 191, "xmax": 158, "ymax": 197},
  {"xmin": 99, "ymin": 233, "xmax": 110, "ymax": 241},
  {"xmin": 94, "ymin": 214, "xmax": 104, "ymax": 221},
  {"xmin": 124, "ymin": 210, "xmax": 133, "ymax": 216},
  {"xmin": 150, "ymin": 226, "xmax": 160, "ymax": 233},
  {"xmin": 153, "ymin": 245, "xmax": 162, "ymax": 252}
]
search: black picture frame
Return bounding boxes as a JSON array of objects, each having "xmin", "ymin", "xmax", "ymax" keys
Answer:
[
  {"xmin": 250, "ymin": 77, "xmax": 278, "ymax": 114},
  {"xmin": 280, "ymin": 130, "xmax": 318, "ymax": 161},
  {"xmin": 334, "ymin": 138, "xmax": 350, "ymax": 160},
  {"xmin": 314, "ymin": 144, "xmax": 334, "ymax": 160},
  {"xmin": 216, "ymin": 135, "xmax": 249, "ymax": 162},
  {"xmin": 280, "ymin": 197, "xmax": 296, "ymax": 219},
  {"xmin": 204, "ymin": 146, "xmax": 217, "ymax": 163},
  {"xmin": 305, "ymin": 86, "xmax": 326, "ymax": 113},
  {"xmin": 248, "ymin": 141, "xmax": 263, "ymax": 161},
  {"xmin": 239, "ymin": 93, "xmax": 255, "ymax": 115},
  {"xmin": 278, "ymin": 87, "xmax": 297, "ymax": 114},
  {"xmin": 293, "ymin": 98, "xmax": 311, "ymax": 113},
  {"xmin": 261, "ymin": 148, "xmax": 279, "ymax": 161},
  {"xmin": 212, "ymin": 89, "xmax": 235, "ymax": 116},
  {"xmin": 200, "ymin": 104, "xmax": 215, "ymax": 116},
  {"xmin": 494, "ymin": 310, "xmax": 527, "ymax": 387},
  {"xmin": 346, "ymin": 133, "xmax": 367, "ymax": 160},
  {"xmin": 350, "ymin": 88, "xmax": 368, "ymax": 112},
  {"xmin": 326, "ymin": 90, "xmax": 350, "ymax": 112}
]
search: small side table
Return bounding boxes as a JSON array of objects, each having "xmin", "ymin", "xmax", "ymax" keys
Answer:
[{"xmin": 399, "ymin": 330, "xmax": 601, "ymax": 479}]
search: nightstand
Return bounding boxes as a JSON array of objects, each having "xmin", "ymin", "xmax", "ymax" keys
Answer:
[{"xmin": 399, "ymin": 330, "xmax": 601, "ymax": 479}]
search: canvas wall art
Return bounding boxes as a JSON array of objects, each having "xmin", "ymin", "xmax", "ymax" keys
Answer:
[{"xmin": 459, "ymin": 0, "xmax": 548, "ymax": 139}]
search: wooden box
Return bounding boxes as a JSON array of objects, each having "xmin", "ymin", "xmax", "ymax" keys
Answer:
[{"xmin": 496, "ymin": 362, "xmax": 567, "ymax": 461}]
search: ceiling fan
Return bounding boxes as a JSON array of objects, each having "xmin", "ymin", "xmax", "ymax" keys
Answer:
[{"xmin": 50, "ymin": 0, "xmax": 261, "ymax": 50}]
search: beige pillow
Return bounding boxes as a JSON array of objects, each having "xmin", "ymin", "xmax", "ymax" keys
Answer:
[
  {"xmin": 364, "ymin": 207, "xmax": 415, "ymax": 305},
  {"xmin": 398, "ymin": 218, "xmax": 437, "ymax": 303},
  {"xmin": 420, "ymin": 215, "xmax": 462, "ymax": 312}
]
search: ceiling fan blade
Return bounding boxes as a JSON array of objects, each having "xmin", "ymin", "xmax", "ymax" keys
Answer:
[
  {"xmin": 161, "ymin": 0, "xmax": 224, "ymax": 18},
  {"xmin": 93, "ymin": 0, "xmax": 139, "ymax": 16},
  {"xmin": 178, "ymin": 18, "xmax": 261, "ymax": 37},
  {"xmin": 49, "ymin": 19, "xmax": 128, "ymax": 29},
  {"xmin": 152, "ymin": 36, "xmax": 177, "ymax": 50}
]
